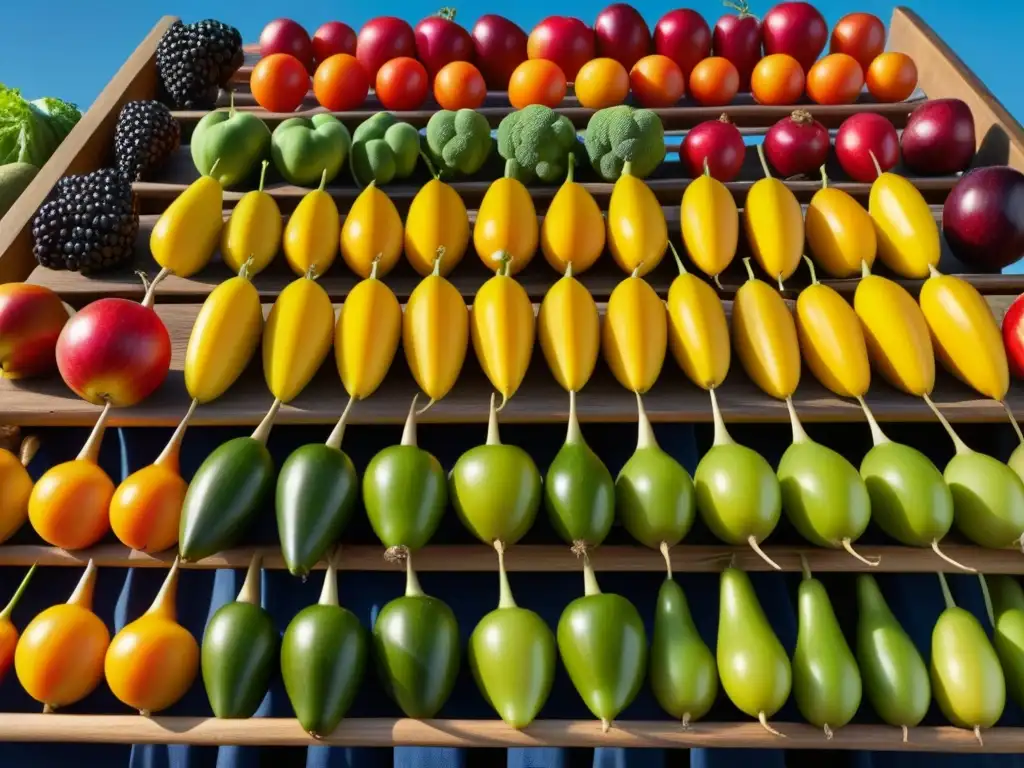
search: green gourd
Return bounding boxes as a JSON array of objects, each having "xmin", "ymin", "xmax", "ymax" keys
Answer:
[{"xmin": 986, "ymin": 575, "xmax": 1024, "ymax": 710}]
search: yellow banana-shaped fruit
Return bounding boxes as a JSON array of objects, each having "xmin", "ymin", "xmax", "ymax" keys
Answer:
[
  {"xmin": 744, "ymin": 146, "xmax": 804, "ymax": 289},
  {"xmin": 220, "ymin": 161, "xmax": 282, "ymax": 276},
  {"xmin": 919, "ymin": 266, "xmax": 1008, "ymax": 401},
  {"xmin": 263, "ymin": 275, "xmax": 335, "ymax": 403},
  {"xmin": 794, "ymin": 256, "xmax": 870, "ymax": 399},
  {"xmin": 869, "ymin": 165, "xmax": 940, "ymax": 278},
  {"xmin": 284, "ymin": 170, "xmax": 340, "ymax": 278},
  {"xmin": 732, "ymin": 258, "xmax": 801, "ymax": 400},
  {"xmin": 540, "ymin": 154, "xmax": 605, "ymax": 275},
  {"xmin": 334, "ymin": 258, "xmax": 402, "ymax": 401},
  {"xmin": 666, "ymin": 243, "xmax": 730, "ymax": 390},
  {"xmin": 340, "ymin": 181, "xmax": 403, "ymax": 279},
  {"xmin": 680, "ymin": 160, "xmax": 738, "ymax": 288},
  {"xmin": 538, "ymin": 265, "xmax": 600, "ymax": 392},
  {"xmin": 853, "ymin": 263, "xmax": 935, "ymax": 397},
  {"xmin": 405, "ymin": 176, "xmax": 469, "ymax": 277},
  {"xmin": 804, "ymin": 167, "xmax": 876, "ymax": 279},
  {"xmin": 185, "ymin": 262, "xmax": 264, "ymax": 404},
  {"xmin": 602, "ymin": 271, "xmax": 667, "ymax": 394},
  {"xmin": 404, "ymin": 253, "xmax": 469, "ymax": 406},
  {"xmin": 150, "ymin": 169, "xmax": 223, "ymax": 277},
  {"xmin": 607, "ymin": 161, "xmax": 667, "ymax": 277},
  {"xmin": 474, "ymin": 163, "xmax": 539, "ymax": 275},
  {"xmin": 471, "ymin": 256, "xmax": 536, "ymax": 408}
]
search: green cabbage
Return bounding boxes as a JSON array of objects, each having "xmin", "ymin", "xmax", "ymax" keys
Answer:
[{"xmin": 0, "ymin": 84, "xmax": 81, "ymax": 167}]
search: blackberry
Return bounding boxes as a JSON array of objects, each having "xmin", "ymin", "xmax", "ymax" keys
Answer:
[
  {"xmin": 31, "ymin": 168, "xmax": 139, "ymax": 274},
  {"xmin": 156, "ymin": 19, "xmax": 244, "ymax": 110},
  {"xmin": 114, "ymin": 100, "xmax": 181, "ymax": 181}
]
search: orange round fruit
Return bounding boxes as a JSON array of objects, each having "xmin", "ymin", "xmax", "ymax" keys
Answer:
[
  {"xmin": 830, "ymin": 12, "xmax": 886, "ymax": 72},
  {"xmin": 434, "ymin": 60, "xmax": 487, "ymax": 110},
  {"xmin": 751, "ymin": 53, "xmax": 805, "ymax": 106},
  {"xmin": 251, "ymin": 53, "xmax": 310, "ymax": 113},
  {"xmin": 313, "ymin": 53, "xmax": 369, "ymax": 111},
  {"xmin": 508, "ymin": 59, "xmax": 567, "ymax": 109},
  {"xmin": 866, "ymin": 52, "xmax": 918, "ymax": 102},
  {"xmin": 630, "ymin": 54, "xmax": 685, "ymax": 108},
  {"xmin": 806, "ymin": 53, "xmax": 864, "ymax": 105},
  {"xmin": 375, "ymin": 56, "xmax": 429, "ymax": 110},
  {"xmin": 574, "ymin": 58, "xmax": 630, "ymax": 109},
  {"xmin": 688, "ymin": 57, "xmax": 739, "ymax": 107}
]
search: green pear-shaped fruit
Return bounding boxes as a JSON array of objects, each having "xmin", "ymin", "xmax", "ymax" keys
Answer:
[
  {"xmin": 1009, "ymin": 443, "xmax": 1024, "ymax": 483},
  {"xmin": 987, "ymin": 575, "xmax": 1024, "ymax": 710},
  {"xmin": 190, "ymin": 94, "xmax": 271, "ymax": 188}
]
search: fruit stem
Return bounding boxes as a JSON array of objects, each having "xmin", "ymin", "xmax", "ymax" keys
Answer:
[
  {"xmin": 667, "ymin": 240, "xmax": 688, "ymax": 276},
  {"xmin": 582, "ymin": 555, "xmax": 601, "ymax": 596},
  {"xmin": 741, "ymin": 257, "xmax": 755, "ymax": 283},
  {"xmin": 930, "ymin": 540, "xmax": 977, "ymax": 572},
  {"xmin": 77, "ymin": 401, "xmax": 113, "ymax": 463},
  {"xmin": 486, "ymin": 392, "xmax": 502, "ymax": 446},
  {"xmin": 370, "ymin": 254, "xmax": 381, "ymax": 281},
  {"xmin": 1001, "ymin": 401, "xmax": 1024, "ymax": 447},
  {"xmin": 319, "ymin": 555, "xmax": 339, "ymax": 607},
  {"xmin": 317, "ymin": 168, "xmax": 328, "ymax": 193},
  {"xmin": 401, "ymin": 394, "xmax": 419, "ymax": 447},
  {"xmin": 748, "ymin": 536, "xmax": 782, "ymax": 570},
  {"xmin": 819, "ymin": 165, "xmax": 829, "ymax": 190},
  {"xmin": 19, "ymin": 435, "xmax": 39, "ymax": 468},
  {"xmin": 758, "ymin": 711, "xmax": 785, "ymax": 737},
  {"xmin": 937, "ymin": 571, "xmax": 955, "ymax": 610},
  {"xmin": 803, "ymin": 255, "xmax": 820, "ymax": 286},
  {"xmin": 868, "ymin": 150, "xmax": 883, "ymax": 179},
  {"xmin": 237, "ymin": 552, "xmax": 263, "ymax": 606},
  {"xmin": 566, "ymin": 390, "xmax": 583, "ymax": 445},
  {"xmin": 659, "ymin": 541, "xmax": 672, "ymax": 579},
  {"xmin": 800, "ymin": 554, "xmax": 811, "ymax": 581},
  {"xmin": 565, "ymin": 152, "xmax": 576, "ymax": 183},
  {"xmin": 922, "ymin": 393, "xmax": 972, "ymax": 456},
  {"xmin": 326, "ymin": 395, "xmax": 356, "ymax": 450},
  {"xmin": 155, "ymin": 398, "xmax": 198, "ymax": 471},
  {"xmin": 251, "ymin": 398, "xmax": 281, "ymax": 445},
  {"xmin": 437, "ymin": 7, "xmax": 456, "ymax": 20},
  {"xmin": 564, "ymin": 262, "xmax": 574, "ymax": 280},
  {"xmin": 432, "ymin": 247, "xmax": 445, "ymax": 278},
  {"xmin": 0, "ymin": 563, "xmax": 37, "ymax": 622},
  {"xmin": 786, "ymin": 397, "xmax": 809, "ymax": 445},
  {"xmin": 842, "ymin": 539, "xmax": 881, "ymax": 567},
  {"xmin": 622, "ymin": 160, "xmax": 634, "ymax": 178},
  {"xmin": 146, "ymin": 556, "xmax": 181, "ymax": 621},
  {"xmin": 257, "ymin": 160, "xmax": 268, "ymax": 193},
  {"xmin": 419, "ymin": 149, "xmax": 440, "ymax": 180},
  {"xmin": 67, "ymin": 559, "xmax": 98, "ymax": 609},
  {"xmin": 709, "ymin": 388, "xmax": 735, "ymax": 447},
  {"xmin": 703, "ymin": 157, "xmax": 711, "ymax": 177},
  {"xmin": 495, "ymin": 541, "xmax": 517, "ymax": 609},
  {"xmin": 978, "ymin": 574, "xmax": 996, "ymax": 628},
  {"xmin": 856, "ymin": 397, "xmax": 890, "ymax": 445},
  {"xmin": 756, "ymin": 143, "xmax": 772, "ymax": 179},
  {"xmin": 405, "ymin": 550, "xmax": 424, "ymax": 598},
  {"xmin": 635, "ymin": 392, "xmax": 658, "ymax": 451},
  {"xmin": 239, "ymin": 255, "xmax": 255, "ymax": 281},
  {"xmin": 141, "ymin": 267, "xmax": 172, "ymax": 309}
]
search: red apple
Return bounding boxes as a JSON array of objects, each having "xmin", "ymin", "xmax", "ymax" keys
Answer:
[
  {"xmin": 761, "ymin": 2, "xmax": 828, "ymax": 73},
  {"xmin": 357, "ymin": 16, "xmax": 417, "ymax": 82},
  {"xmin": 527, "ymin": 16, "xmax": 596, "ymax": 82},
  {"xmin": 312, "ymin": 21, "xmax": 357, "ymax": 63},
  {"xmin": 835, "ymin": 113, "xmax": 899, "ymax": 182},
  {"xmin": 260, "ymin": 19, "xmax": 315, "ymax": 73},
  {"xmin": 594, "ymin": 3, "xmax": 651, "ymax": 71},
  {"xmin": 1003, "ymin": 293, "xmax": 1024, "ymax": 379},
  {"xmin": 654, "ymin": 8, "xmax": 711, "ymax": 81},
  {"xmin": 415, "ymin": 9, "xmax": 474, "ymax": 79},
  {"xmin": 712, "ymin": 6, "xmax": 761, "ymax": 91},
  {"xmin": 0, "ymin": 284, "xmax": 69, "ymax": 379},
  {"xmin": 472, "ymin": 14, "xmax": 529, "ymax": 90}
]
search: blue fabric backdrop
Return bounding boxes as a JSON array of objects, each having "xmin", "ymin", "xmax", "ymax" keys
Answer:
[{"xmin": 2, "ymin": 412, "xmax": 1024, "ymax": 768}]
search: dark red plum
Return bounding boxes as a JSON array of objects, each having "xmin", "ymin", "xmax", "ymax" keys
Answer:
[
  {"xmin": 943, "ymin": 166, "xmax": 1024, "ymax": 271},
  {"xmin": 901, "ymin": 99, "xmax": 976, "ymax": 176}
]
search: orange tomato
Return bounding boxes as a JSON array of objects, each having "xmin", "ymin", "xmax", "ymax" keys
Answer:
[
  {"xmin": 688, "ymin": 57, "xmax": 739, "ymax": 107},
  {"xmin": 866, "ymin": 52, "xmax": 918, "ymax": 102},
  {"xmin": 806, "ymin": 53, "xmax": 864, "ymax": 105},
  {"xmin": 630, "ymin": 54, "xmax": 685, "ymax": 108},
  {"xmin": 830, "ymin": 12, "xmax": 886, "ymax": 72},
  {"xmin": 313, "ymin": 53, "xmax": 369, "ymax": 111},
  {"xmin": 574, "ymin": 58, "xmax": 630, "ymax": 109},
  {"xmin": 251, "ymin": 53, "xmax": 310, "ymax": 113},
  {"xmin": 434, "ymin": 61, "xmax": 487, "ymax": 110},
  {"xmin": 751, "ymin": 53, "xmax": 805, "ymax": 106},
  {"xmin": 375, "ymin": 57, "xmax": 430, "ymax": 111},
  {"xmin": 508, "ymin": 59, "xmax": 567, "ymax": 109}
]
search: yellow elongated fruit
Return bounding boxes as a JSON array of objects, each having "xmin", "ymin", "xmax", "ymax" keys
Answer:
[
  {"xmin": 340, "ymin": 181, "xmax": 403, "ymax": 279},
  {"xmin": 541, "ymin": 154, "xmax": 605, "ymax": 275},
  {"xmin": 185, "ymin": 262, "xmax": 264, "ymax": 404},
  {"xmin": 680, "ymin": 161, "xmax": 739, "ymax": 288},
  {"xmin": 474, "ymin": 162, "xmax": 538, "ymax": 275},
  {"xmin": 666, "ymin": 243, "xmax": 730, "ymax": 390},
  {"xmin": 220, "ymin": 161, "xmax": 282, "ymax": 276},
  {"xmin": 471, "ymin": 256, "xmax": 536, "ymax": 408},
  {"xmin": 263, "ymin": 275, "xmax": 335, "ymax": 403},
  {"xmin": 794, "ymin": 256, "xmax": 870, "ymax": 399},
  {"xmin": 853, "ymin": 263, "xmax": 935, "ymax": 397},
  {"xmin": 150, "ymin": 167, "xmax": 223, "ymax": 277},
  {"xmin": 334, "ymin": 258, "xmax": 401, "ymax": 401},
  {"xmin": 405, "ymin": 170, "xmax": 469, "ymax": 277},
  {"xmin": 804, "ymin": 167, "xmax": 876, "ymax": 279},
  {"xmin": 284, "ymin": 170, "xmax": 340, "ymax": 278},
  {"xmin": 869, "ymin": 161, "xmax": 940, "ymax": 278},
  {"xmin": 602, "ymin": 271, "xmax": 667, "ymax": 394},
  {"xmin": 404, "ymin": 252, "xmax": 469, "ymax": 407},
  {"xmin": 744, "ymin": 146, "xmax": 804, "ymax": 289},
  {"xmin": 538, "ymin": 265, "xmax": 600, "ymax": 392},
  {"xmin": 732, "ymin": 258, "xmax": 801, "ymax": 400},
  {"xmin": 607, "ymin": 161, "xmax": 667, "ymax": 277}
]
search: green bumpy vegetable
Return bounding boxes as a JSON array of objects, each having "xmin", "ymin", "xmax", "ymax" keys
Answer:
[
  {"xmin": 425, "ymin": 109, "xmax": 492, "ymax": 177},
  {"xmin": 351, "ymin": 112, "xmax": 420, "ymax": 186},
  {"xmin": 496, "ymin": 105, "xmax": 581, "ymax": 185},
  {"xmin": 0, "ymin": 84, "xmax": 81, "ymax": 167},
  {"xmin": 583, "ymin": 105, "xmax": 666, "ymax": 182}
]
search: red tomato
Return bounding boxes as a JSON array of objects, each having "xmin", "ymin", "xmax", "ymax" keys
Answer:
[
  {"xmin": 375, "ymin": 57, "xmax": 430, "ymax": 110},
  {"xmin": 250, "ymin": 53, "xmax": 310, "ymax": 113},
  {"xmin": 313, "ymin": 54, "xmax": 369, "ymax": 111}
]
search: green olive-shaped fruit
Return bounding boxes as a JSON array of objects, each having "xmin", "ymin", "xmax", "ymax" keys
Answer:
[
  {"xmin": 779, "ymin": 441, "xmax": 869, "ymax": 547},
  {"xmin": 1009, "ymin": 444, "xmax": 1024, "ymax": 484},
  {"xmin": 931, "ymin": 606, "xmax": 1005, "ymax": 729},
  {"xmin": 545, "ymin": 441, "xmax": 615, "ymax": 548},
  {"xmin": 988, "ymin": 575, "xmax": 1024, "ymax": 710},
  {"xmin": 695, "ymin": 444, "xmax": 780, "ymax": 545},
  {"xmin": 617, "ymin": 446, "xmax": 695, "ymax": 549},
  {"xmin": 363, "ymin": 445, "xmax": 447, "ymax": 550},
  {"xmin": 946, "ymin": 452, "xmax": 1024, "ymax": 549},
  {"xmin": 202, "ymin": 601, "xmax": 278, "ymax": 719},
  {"xmin": 451, "ymin": 444, "xmax": 542, "ymax": 546}
]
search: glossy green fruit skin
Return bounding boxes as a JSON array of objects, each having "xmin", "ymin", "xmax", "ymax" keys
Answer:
[
  {"xmin": 450, "ymin": 444, "xmax": 542, "ymax": 546},
  {"xmin": 717, "ymin": 567, "xmax": 791, "ymax": 718},
  {"xmin": 988, "ymin": 575, "xmax": 1024, "ymax": 710},
  {"xmin": 373, "ymin": 595, "xmax": 460, "ymax": 718},
  {"xmin": 779, "ymin": 442, "xmax": 870, "ymax": 547},
  {"xmin": 180, "ymin": 437, "xmax": 274, "ymax": 561},
  {"xmin": 191, "ymin": 109, "xmax": 271, "ymax": 187},
  {"xmin": 202, "ymin": 602, "xmax": 279, "ymax": 718},
  {"xmin": 469, "ymin": 606, "xmax": 556, "ymax": 728},
  {"xmin": 650, "ymin": 578, "xmax": 717, "ymax": 722},
  {"xmin": 855, "ymin": 574, "xmax": 930, "ymax": 727},
  {"xmin": 616, "ymin": 447, "xmax": 695, "ymax": 549},
  {"xmin": 281, "ymin": 604, "xmax": 367, "ymax": 736},
  {"xmin": 695, "ymin": 444, "xmax": 781, "ymax": 545},
  {"xmin": 1009, "ymin": 444, "xmax": 1024, "ymax": 484},
  {"xmin": 557, "ymin": 593, "xmax": 647, "ymax": 722},
  {"xmin": 946, "ymin": 453, "xmax": 1024, "ymax": 549},
  {"xmin": 860, "ymin": 442, "xmax": 953, "ymax": 546},
  {"xmin": 277, "ymin": 444, "xmax": 358, "ymax": 578},
  {"xmin": 793, "ymin": 577, "xmax": 862, "ymax": 728},
  {"xmin": 931, "ymin": 607, "xmax": 1005, "ymax": 729},
  {"xmin": 545, "ymin": 442, "xmax": 615, "ymax": 548},
  {"xmin": 271, "ymin": 114, "xmax": 352, "ymax": 186},
  {"xmin": 363, "ymin": 445, "xmax": 447, "ymax": 550}
]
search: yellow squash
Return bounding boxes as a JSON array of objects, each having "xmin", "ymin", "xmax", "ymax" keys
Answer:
[
  {"xmin": 284, "ymin": 170, "xmax": 340, "ymax": 278},
  {"xmin": 184, "ymin": 263, "xmax": 264, "ymax": 404},
  {"xmin": 869, "ymin": 166, "xmax": 940, "ymax": 278},
  {"xmin": 404, "ymin": 254, "xmax": 469, "ymax": 407},
  {"xmin": 263, "ymin": 275, "xmax": 335, "ymax": 403},
  {"xmin": 335, "ymin": 258, "xmax": 402, "ymax": 401},
  {"xmin": 602, "ymin": 271, "xmax": 667, "ymax": 394},
  {"xmin": 405, "ymin": 177, "xmax": 470, "ymax": 277},
  {"xmin": 666, "ymin": 243, "xmax": 730, "ymax": 390},
  {"xmin": 744, "ymin": 145, "xmax": 804, "ymax": 289},
  {"xmin": 853, "ymin": 263, "xmax": 935, "ymax": 397},
  {"xmin": 804, "ymin": 167, "xmax": 876, "ymax": 278},
  {"xmin": 0, "ymin": 433, "xmax": 38, "ymax": 545},
  {"xmin": 474, "ymin": 164, "xmax": 539, "ymax": 275},
  {"xmin": 607, "ymin": 161, "xmax": 667, "ymax": 277},
  {"xmin": 538, "ymin": 265, "xmax": 600, "ymax": 392},
  {"xmin": 540, "ymin": 154, "xmax": 605, "ymax": 275},
  {"xmin": 150, "ymin": 169, "xmax": 224, "ymax": 277},
  {"xmin": 732, "ymin": 258, "xmax": 801, "ymax": 400},
  {"xmin": 220, "ymin": 160, "xmax": 282, "ymax": 276},
  {"xmin": 340, "ymin": 181, "xmax": 403, "ymax": 279},
  {"xmin": 680, "ymin": 160, "xmax": 739, "ymax": 288}
]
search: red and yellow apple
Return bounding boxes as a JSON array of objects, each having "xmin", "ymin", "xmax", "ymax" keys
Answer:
[{"xmin": 0, "ymin": 283, "xmax": 70, "ymax": 379}]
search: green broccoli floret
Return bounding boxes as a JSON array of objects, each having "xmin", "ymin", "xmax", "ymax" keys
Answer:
[
  {"xmin": 425, "ymin": 109, "xmax": 492, "ymax": 177},
  {"xmin": 584, "ymin": 105, "xmax": 666, "ymax": 182},
  {"xmin": 495, "ymin": 105, "xmax": 581, "ymax": 185}
]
